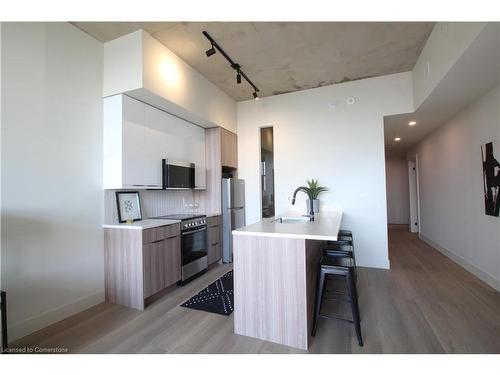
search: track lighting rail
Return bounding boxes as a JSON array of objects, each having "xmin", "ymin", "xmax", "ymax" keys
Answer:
[{"xmin": 202, "ymin": 30, "xmax": 259, "ymax": 99}]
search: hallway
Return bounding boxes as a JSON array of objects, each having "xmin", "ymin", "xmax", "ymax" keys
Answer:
[
  {"xmin": 11, "ymin": 227, "xmax": 500, "ymax": 353},
  {"xmin": 382, "ymin": 226, "xmax": 500, "ymax": 353}
]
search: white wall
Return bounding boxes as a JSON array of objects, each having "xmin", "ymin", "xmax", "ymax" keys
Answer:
[
  {"xmin": 385, "ymin": 156, "xmax": 410, "ymax": 224},
  {"xmin": 412, "ymin": 23, "xmax": 486, "ymax": 109},
  {"xmin": 237, "ymin": 72, "xmax": 414, "ymax": 269},
  {"xmin": 1, "ymin": 22, "xmax": 104, "ymax": 340},
  {"xmin": 414, "ymin": 85, "xmax": 500, "ymax": 291},
  {"xmin": 104, "ymin": 30, "xmax": 237, "ymax": 132}
]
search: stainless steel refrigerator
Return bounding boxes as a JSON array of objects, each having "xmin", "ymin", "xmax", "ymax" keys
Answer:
[{"xmin": 222, "ymin": 178, "xmax": 245, "ymax": 263}]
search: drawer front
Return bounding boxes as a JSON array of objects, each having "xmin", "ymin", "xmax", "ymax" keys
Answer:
[
  {"xmin": 163, "ymin": 223, "xmax": 181, "ymax": 239},
  {"xmin": 143, "ymin": 223, "xmax": 180, "ymax": 244},
  {"xmin": 207, "ymin": 215, "xmax": 222, "ymax": 227}
]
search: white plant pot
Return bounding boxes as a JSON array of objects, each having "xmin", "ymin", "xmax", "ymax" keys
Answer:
[{"xmin": 305, "ymin": 199, "xmax": 319, "ymax": 213}]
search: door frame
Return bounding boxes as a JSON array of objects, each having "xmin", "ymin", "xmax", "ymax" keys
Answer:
[
  {"xmin": 408, "ymin": 156, "xmax": 421, "ymax": 234},
  {"xmin": 258, "ymin": 125, "xmax": 275, "ymax": 219}
]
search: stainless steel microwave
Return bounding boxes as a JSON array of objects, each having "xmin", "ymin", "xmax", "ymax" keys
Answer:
[{"xmin": 162, "ymin": 159, "xmax": 195, "ymax": 189}]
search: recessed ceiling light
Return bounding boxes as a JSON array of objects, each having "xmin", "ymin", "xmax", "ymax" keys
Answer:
[
  {"xmin": 395, "ymin": 137, "xmax": 401, "ymax": 142},
  {"xmin": 409, "ymin": 121, "xmax": 417, "ymax": 126}
]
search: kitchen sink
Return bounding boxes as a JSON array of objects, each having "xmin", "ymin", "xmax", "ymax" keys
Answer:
[{"xmin": 276, "ymin": 216, "xmax": 311, "ymax": 224}]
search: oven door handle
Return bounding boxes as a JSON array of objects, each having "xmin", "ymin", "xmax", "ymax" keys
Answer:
[{"xmin": 181, "ymin": 227, "xmax": 207, "ymax": 235}]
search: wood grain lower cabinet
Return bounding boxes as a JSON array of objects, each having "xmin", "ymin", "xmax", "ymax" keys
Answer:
[
  {"xmin": 207, "ymin": 215, "xmax": 222, "ymax": 265},
  {"xmin": 163, "ymin": 235, "xmax": 181, "ymax": 287},
  {"xmin": 143, "ymin": 235, "xmax": 181, "ymax": 298},
  {"xmin": 143, "ymin": 241, "xmax": 164, "ymax": 299},
  {"xmin": 104, "ymin": 223, "xmax": 181, "ymax": 310}
]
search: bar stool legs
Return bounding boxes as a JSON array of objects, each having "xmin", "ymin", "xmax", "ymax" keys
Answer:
[
  {"xmin": 346, "ymin": 268, "xmax": 363, "ymax": 346},
  {"xmin": 312, "ymin": 269, "xmax": 326, "ymax": 336},
  {"xmin": 311, "ymin": 257, "xmax": 363, "ymax": 347}
]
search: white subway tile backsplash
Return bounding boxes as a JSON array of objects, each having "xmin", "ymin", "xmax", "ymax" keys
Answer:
[{"xmin": 104, "ymin": 189, "xmax": 207, "ymax": 224}]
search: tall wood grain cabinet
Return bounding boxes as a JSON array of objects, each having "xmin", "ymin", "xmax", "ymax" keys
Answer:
[
  {"xmin": 204, "ymin": 127, "xmax": 239, "ymax": 214},
  {"xmin": 207, "ymin": 215, "xmax": 222, "ymax": 265},
  {"xmin": 220, "ymin": 128, "xmax": 238, "ymax": 169},
  {"xmin": 104, "ymin": 223, "xmax": 181, "ymax": 310}
]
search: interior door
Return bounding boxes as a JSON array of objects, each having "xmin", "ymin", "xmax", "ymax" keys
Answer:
[{"xmin": 260, "ymin": 127, "xmax": 275, "ymax": 218}]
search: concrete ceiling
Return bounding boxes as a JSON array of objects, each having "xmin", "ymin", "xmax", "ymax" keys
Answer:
[
  {"xmin": 72, "ymin": 22, "xmax": 434, "ymax": 101},
  {"xmin": 384, "ymin": 23, "xmax": 500, "ymax": 156}
]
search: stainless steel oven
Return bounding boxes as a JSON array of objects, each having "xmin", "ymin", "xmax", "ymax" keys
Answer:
[
  {"xmin": 154, "ymin": 214, "xmax": 207, "ymax": 283},
  {"xmin": 162, "ymin": 159, "xmax": 195, "ymax": 189}
]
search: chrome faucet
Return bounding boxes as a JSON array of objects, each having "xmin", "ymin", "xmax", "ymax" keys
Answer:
[{"xmin": 291, "ymin": 186, "xmax": 315, "ymax": 221}]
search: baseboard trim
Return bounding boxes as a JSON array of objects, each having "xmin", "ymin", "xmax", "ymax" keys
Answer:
[
  {"xmin": 6, "ymin": 289, "xmax": 105, "ymax": 342},
  {"xmin": 419, "ymin": 234, "xmax": 500, "ymax": 292},
  {"xmin": 358, "ymin": 258, "xmax": 390, "ymax": 270}
]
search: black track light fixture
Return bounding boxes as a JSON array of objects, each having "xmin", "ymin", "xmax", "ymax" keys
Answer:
[
  {"xmin": 233, "ymin": 63, "xmax": 242, "ymax": 84},
  {"xmin": 202, "ymin": 31, "xmax": 260, "ymax": 100},
  {"xmin": 205, "ymin": 42, "xmax": 216, "ymax": 57}
]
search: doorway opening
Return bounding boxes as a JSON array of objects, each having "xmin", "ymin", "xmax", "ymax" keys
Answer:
[
  {"xmin": 260, "ymin": 127, "xmax": 275, "ymax": 218},
  {"xmin": 384, "ymin": 151, "xmax": 411, "ymax": 230}
]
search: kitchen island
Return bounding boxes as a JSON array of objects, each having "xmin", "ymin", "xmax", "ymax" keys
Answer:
[{"xmin": 232, "ymin": 211, "xmax": 342, "ymax": 350}]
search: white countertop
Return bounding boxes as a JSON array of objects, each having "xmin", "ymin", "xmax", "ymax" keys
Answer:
[
  {"xmin": 103, "ymin": 218, "xmax": 181, "ymax": 230},
  {"xmin": 232, "ymin": 211, "xmax": 342, "ymax": 241},
  {"xmin": 103, "ymin": 212, "xmax": 221, "ymax": 230}
]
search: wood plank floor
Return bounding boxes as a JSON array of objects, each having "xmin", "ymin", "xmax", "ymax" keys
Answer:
[{"xmin": 12, "ymin": 227, "xmax": 500, "ymax": 353}]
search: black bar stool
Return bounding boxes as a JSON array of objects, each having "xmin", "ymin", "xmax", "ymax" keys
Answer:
[
  {"xmin": 325, "ymin": 230, "xmax": 357, "ymax": 272},
  {"xmin": 311, "ymin": 256, "xmax": 363, "ymax": 346},
  {"xmin": 327, "ymin": 229, "xmax": 353, "ymax": 246},
  {"xmin": 1, "ymin": 290, "xmax": 7, "ymax": 350},
  {"xmin": 338, "ymin": 229, "xmax": 352, "ymax": 237}
]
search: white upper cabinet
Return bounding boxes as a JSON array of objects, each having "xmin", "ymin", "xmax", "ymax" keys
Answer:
[
  {"xmin": 143, "ymin": 105, "xmax": 167, "ymax": 187},
  {"xmin": 122, "ymin": 95, "xmax": 160, "ymax": 188},
  {"xmin": 104, "ymin": 94, "xmax": 206, "ymax": 189},
  {"xmin": 144, "ymin": 104, "xmax": 206, "ymax": 189}
]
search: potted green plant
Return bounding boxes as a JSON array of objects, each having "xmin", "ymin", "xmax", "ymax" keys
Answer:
[
  {"xmin": 305, "ymin": 179, "xmax": 328, "ymax": 213},
  {"xmin": 292, "ymin": 179, "xmax": 328, "ymax": 214}
]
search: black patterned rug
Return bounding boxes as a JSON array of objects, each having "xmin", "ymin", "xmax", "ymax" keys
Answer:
[{"xmin": 180, "ymin": 271, "xmax": 233, "ymax": 316}]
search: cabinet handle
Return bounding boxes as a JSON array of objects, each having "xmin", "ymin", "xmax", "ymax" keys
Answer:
[
  {"xmin": 148, "ymin": 239, "xmax": 164, "ymax": 244},
  {"xmin": 145, "ymin": 235, "xmax": 178, "ymax": 244},
  {"xmin": 181, "ymin": 227, "xmax": 207, "ymax": 236}
]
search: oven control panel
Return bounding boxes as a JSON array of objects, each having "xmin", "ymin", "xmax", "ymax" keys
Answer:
[{"xmin": 183, "ymin": 217, "xmax": 207, "ymax": 230}]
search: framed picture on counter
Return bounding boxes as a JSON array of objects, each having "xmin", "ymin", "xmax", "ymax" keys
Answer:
[{"xmin": 116, "ymin": 191, "xmax": 142, "ymax": 223}]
